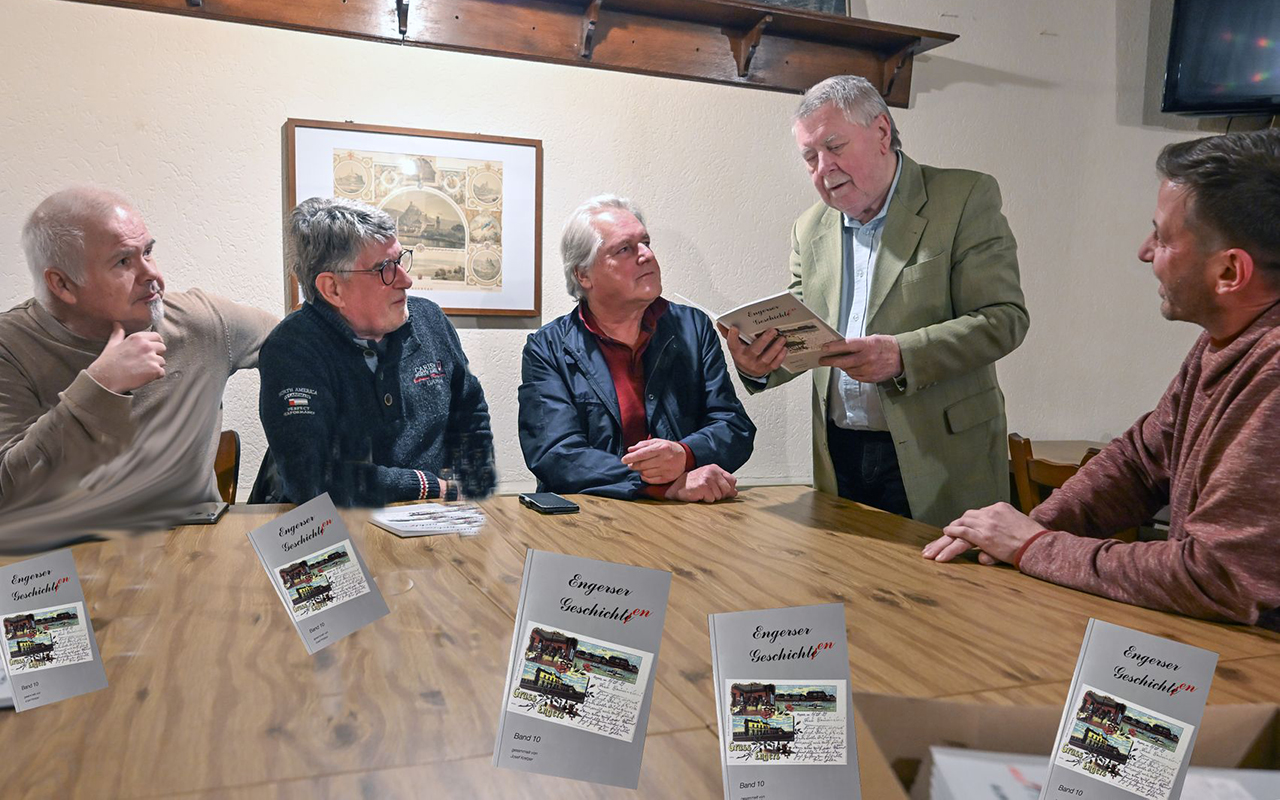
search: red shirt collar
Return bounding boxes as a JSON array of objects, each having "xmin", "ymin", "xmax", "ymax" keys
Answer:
[{"xmin": 578, "ymin": 297, "xmax": 669, "ymax": 347}]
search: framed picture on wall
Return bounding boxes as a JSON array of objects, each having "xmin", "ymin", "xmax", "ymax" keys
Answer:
[
  {"xmin": 752, "ymin": 0, "xmax": 848, "ymax": 15},
  {"xmin": 284, "ymin": 119, "xmax": 542, "ymax": 316}
]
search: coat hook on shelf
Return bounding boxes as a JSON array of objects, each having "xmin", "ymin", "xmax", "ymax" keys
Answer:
[
  {"xmin": 396, "ymin": 0, "xmax": 409, "ymax": 37},
  {"xmin": 581, "ymin": 0, "xmax": 605, "ymax": 59}
]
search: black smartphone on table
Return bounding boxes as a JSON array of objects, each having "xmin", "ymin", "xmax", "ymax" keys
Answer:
[{"xmin": 518, "ymin": 492, "xmax": 579, "ymax": 514}]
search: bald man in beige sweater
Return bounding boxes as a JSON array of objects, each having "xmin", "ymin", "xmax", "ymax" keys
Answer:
[
  {"xmin": 924, "ymin": 131, "xmax": 1280, "ymax": 631},
  {"xmin": 0, "ymin": 187, "xmax": 275, "ymax": 550}
]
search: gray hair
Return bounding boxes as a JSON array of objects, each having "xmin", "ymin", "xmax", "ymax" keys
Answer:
[
  {"xmin": 795, "ymin": 75, "xmax": 901, "ymax": 152},
  {"xmin": 287, "ymin": 197, "xmax": 398, "ymax": 303},
  {"xmin": 21, "ymin": 187, "xmax": 133, "ymax": 306},
  {"xmin": 560, "ymin": 195, "xmax": 646, "ymax": 300}
]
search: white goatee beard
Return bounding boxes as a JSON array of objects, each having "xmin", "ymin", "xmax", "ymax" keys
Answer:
[{"xmin": 148, "ymin": 298, "xmax": 165, "ymax": 328}]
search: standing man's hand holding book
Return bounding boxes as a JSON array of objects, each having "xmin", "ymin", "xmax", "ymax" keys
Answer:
[
  {"xmin": 818, "ymin": 334, "xmax": 904, "ymax": 384},
  {"xmin": 718, "ymin": 324, "xmax": 787, "ymax": 379}
]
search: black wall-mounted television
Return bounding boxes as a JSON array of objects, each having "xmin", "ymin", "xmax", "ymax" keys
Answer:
[{"xmin": 1162, "ymin": 0, "xmax": 1280, "ymax": 116}]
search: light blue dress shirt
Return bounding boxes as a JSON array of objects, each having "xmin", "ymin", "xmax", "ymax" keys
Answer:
[{"xmin": 827, "ymin": 153, "xmax": 903, "ymax": 431}]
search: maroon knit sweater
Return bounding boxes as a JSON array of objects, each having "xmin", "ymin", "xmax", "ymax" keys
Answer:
[{"xmin": 1024, "ymin": 301, "xmax": 1280, "ymax": 629}]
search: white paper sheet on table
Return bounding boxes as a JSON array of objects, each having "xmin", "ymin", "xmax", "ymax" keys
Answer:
[{"xmin": 369, "ymin": 503, "xmax": 485, "ymax": 537}]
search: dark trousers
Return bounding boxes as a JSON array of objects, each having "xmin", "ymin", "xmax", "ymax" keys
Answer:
[{"xmin": 826, "ymin": 421, "xmax": 912, "ymax": 519}]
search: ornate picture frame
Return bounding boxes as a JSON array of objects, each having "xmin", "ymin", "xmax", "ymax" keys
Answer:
[
  {"xmin": 753, "ymin": 0, "xmax": 848, "ymax": 15},
  {"xmin": 284, "ymin": 119, "xmax": 542, "ymax": 316}
]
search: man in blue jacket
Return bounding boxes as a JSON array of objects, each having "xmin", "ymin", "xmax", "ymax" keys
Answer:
[
  {"xmin": 259, "ymin": 197, "xmax": 494, "ymax": 506},
  {"xmin": 518, "ymin": 195, "xmax": 755, "ymax": 501}
]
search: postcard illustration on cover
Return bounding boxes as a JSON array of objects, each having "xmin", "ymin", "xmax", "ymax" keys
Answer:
[{"xmin": 506, "ymin": 620, "xmax": 654, "ymax": 743}]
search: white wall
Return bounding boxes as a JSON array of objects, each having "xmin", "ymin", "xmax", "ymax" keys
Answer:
[{"xmin": 1, "ymin": 0, "xmax": 1211, "ymax": 495}]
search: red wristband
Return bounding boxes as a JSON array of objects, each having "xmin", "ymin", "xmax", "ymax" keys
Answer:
[
  {"xmin": 642, "ymin": 482, "xmax": 672, "ymax": 500},
  {"xmin": 679, "ymin": 442, "xmax": 696, "ymax": 471},
  {"xmin": 1012, "ymin": 530, "xmax": 1053, "ymax": 571}
]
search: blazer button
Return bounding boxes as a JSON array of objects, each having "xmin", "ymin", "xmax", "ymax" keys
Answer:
[{"xmin": 384, "ymin": 393, "xmax": 394, "ymax": 406}]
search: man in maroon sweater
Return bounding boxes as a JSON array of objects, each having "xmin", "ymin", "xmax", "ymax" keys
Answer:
[{"xmin": 923, "ymin": 130, "xmax": 1280, "ymax": 629}]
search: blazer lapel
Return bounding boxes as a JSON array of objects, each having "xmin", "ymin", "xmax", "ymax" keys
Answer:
[
  {"xmin": 805, "ymin": 209, "xmax": 843, "ymax": 328},
  {"xmin": 867, "ymin": 154, "xmax": 927, "ymax": 326}
]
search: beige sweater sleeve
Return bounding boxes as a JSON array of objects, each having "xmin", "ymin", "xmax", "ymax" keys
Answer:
[
  {"xmin": 193, "ymin": 289, "xmax": 277, "ymax": 372},
  {"xmin": 0, "ymin": 363, "xmax": 137, "ymax": 512}
]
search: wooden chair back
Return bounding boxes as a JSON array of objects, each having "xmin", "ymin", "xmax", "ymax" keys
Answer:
[
  {"xmin": 1009, "ymin": 433, "xmax": 1092, "ymax": 514},
  {"xmin": 215, "ymin": 430, "xmax": 240, "ymax": 504}
]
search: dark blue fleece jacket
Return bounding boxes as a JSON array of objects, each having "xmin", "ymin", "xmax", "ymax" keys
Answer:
[{"xmin": 259, "ymin": 297, "xmax": 493, "ymax": 506}]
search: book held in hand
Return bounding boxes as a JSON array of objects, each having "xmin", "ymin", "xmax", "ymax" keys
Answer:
[
  {"xmin": 675, "ymin": 291, "xmax": 842, "ymax": 374},
  {"xmin": 708, "ymin": 602, "xmax": 861, "ymax": 799},
  {"xmin": 493, "ymin": 549, "xmax": 672, "ymax": 788},
  {"xmin": 1041, "ymin": 619, "xmax": 1218, "ymax": 800},
  {"xmin": 1, "ymin": 549, "xmax": 108, "ymax": 712},
  {"xmin": 247, "ymin": 493, "xmax": 389, "ymax": 654}
]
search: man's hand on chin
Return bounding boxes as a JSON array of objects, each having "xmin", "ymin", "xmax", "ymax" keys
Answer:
[{"xmin": 921, "ymin": 502, "xmax": 1044, "ymax": 566}]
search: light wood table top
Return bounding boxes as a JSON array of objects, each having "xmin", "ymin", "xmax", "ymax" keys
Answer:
[{"xmin": 1, "ymin": 487, "xmax": 1275, "ymax": 799}]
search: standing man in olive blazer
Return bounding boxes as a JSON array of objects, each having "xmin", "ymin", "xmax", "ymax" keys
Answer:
[{"xmin": 727, "ymin": 75, "xmax": 1029, "ymax": 527}]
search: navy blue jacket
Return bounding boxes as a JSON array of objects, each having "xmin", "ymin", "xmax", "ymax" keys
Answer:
[
  {"xmin": 259, "ymin": 298, "xmax": 494, "ymax": 506},
  {"xmin": 518, "ymin": 301, "xmax": 755, "ymax": 498}
]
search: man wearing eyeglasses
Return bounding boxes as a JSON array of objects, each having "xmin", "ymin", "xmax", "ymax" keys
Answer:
[{"xmin": 258, "ymin": 197, "xmax": 495, "ymax": 506}]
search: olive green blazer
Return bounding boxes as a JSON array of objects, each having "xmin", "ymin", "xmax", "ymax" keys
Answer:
[{"xmin": 753, "ymin": 154, "xmax": 1029, "ymax": 526}]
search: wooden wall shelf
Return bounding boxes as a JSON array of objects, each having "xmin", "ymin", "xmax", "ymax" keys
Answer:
[{"xmin": 63, "ymin": 0, "xmax": 956, "ymax": 104}]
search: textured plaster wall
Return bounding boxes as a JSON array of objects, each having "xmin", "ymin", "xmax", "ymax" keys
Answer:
[{"xmin": 1, "ymin": 0, "xmax": 1209, "ymax": 496}]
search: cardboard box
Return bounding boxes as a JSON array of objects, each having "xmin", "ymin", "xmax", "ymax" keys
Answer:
[{"xmin": 852, "ymin": 693, "xmax": 1280, "ymax": 800}]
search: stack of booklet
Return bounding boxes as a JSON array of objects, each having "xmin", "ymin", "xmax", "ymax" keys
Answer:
[
  {"xmin": 709, "ymin": 602, "xmax": 860, "ymax": 799},
  {"xmin": 247, "ymin": 494, "xmax": 390, "ymax": 654},
  {"xmin": 368, "ymin": 502, "xmax": 485, "ymax": 537},
  {"xmin": 0, "ymin": 549, "xmax": 108, "ymax": 712},
  {"xmin": 1040, "ymin": 619, "xmax": 1218, "ymax": 799},
  {"xmin": 493, "ymin": 549, "xmax": 672, "ymax": 789},
  {"xmin": 919, "ymin": 746, "xmax": 1280, "ymax": 800}
]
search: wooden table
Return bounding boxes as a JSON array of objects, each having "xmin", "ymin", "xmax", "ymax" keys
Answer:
[{"xmin": 2, "ymin": 487, "xmax": 1276, "ymax": 799}]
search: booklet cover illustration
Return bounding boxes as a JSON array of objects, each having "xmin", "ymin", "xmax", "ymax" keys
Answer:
[
  {"xmin": 675, "ymin": 291, "xmax": 841, "ymax": 374},
  {"xmin": 1054, "ymin": 685, "xmax": 1194, "ymax": 800},
  {"xmin": 277, "ymin": 540, "xmax": 371, "ymax": 621},
  {"xmin": 4, "ymin": 601, "xmax": 94, "ymax": 676},
  {"xmin": 247, "ymin": 494, "xmax": 389, "ymax": 655},
  {"xmin": 493, "ymin": 550, "xmax": 672, "ymax": 789},
  {"xmin": 506, "ymin": 621, "xmax": 653, "ymax": 743},
  {"xmin": 709, "ymin": 602, "xmax": 860, "ymax": 799},
  {"xmin": 724, "ymin": 679, "xmax": 847, "ymax": 765},
  {"xmin": 0, "ymin": 549, "xmax": 108, "ymax": 712},
  {"xmin": 1040, "ymin": 619, "xmax": 1217, "ymax": 800}
]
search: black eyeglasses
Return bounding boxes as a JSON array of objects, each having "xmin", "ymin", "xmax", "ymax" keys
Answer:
[{"xmin": 332, "ymin": 249, "xmax": 413, "ymax": 285}]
